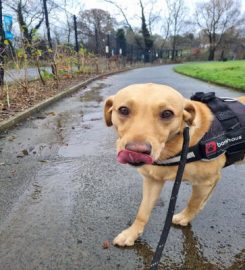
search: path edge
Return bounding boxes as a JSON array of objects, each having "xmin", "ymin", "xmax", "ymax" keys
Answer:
[{"xmin": 0, "ymin": 68, "xmax": 131, "ymax": 132}]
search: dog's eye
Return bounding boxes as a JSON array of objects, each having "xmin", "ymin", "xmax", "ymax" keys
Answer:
[
  {"xmin": 118, "ymin": 106, "xmax": 130, "ymax": 116},
  {"xmin": 160, "ymin": 110, "xmax": 174, "ymax": 119}
]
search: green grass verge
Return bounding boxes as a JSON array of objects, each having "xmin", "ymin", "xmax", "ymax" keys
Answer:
[{"xmin": 174, "ymin": 60, "xmax": 245, "ymax": 91}]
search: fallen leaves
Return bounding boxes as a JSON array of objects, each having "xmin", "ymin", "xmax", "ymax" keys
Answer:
[{"xmin": 0, "ymin": 74, "xmax": 92, "ymax": 122}]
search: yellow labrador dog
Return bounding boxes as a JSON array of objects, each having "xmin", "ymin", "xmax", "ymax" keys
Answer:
[{"xmin": 104, "ymin": 83, "xmax": 245, "ymax": 247}]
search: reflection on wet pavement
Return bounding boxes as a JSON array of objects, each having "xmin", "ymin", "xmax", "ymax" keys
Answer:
[
  {"xmin": 134, "ymin": 226, "xmax": 245, "ymax": 270},
  {"xmin": 80, "ymin": 83, "xmax": 110, "ymax": 103}
]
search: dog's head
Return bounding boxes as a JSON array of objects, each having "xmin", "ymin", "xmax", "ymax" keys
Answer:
[{"xmin": 104, "ymin": 83, "xmax": 195, "ymax": 166}]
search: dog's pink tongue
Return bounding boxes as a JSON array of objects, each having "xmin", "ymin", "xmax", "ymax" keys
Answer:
[{"xmin": 117, "ymin": 149, "xmax": 153, "ymax": 165}]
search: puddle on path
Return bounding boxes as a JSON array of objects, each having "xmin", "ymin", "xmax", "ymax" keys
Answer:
[
  {"xmin": 54, "ymin": 81, "xmax": 112, "ymax": 158},
  {"xmin": 80, "ymin": 83, "xmax": 110, "ymax": 103}
]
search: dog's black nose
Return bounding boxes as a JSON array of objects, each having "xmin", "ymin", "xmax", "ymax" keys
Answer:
[{"xmin": 125, "ymin": 142, "xmax": 152, "ymax": 155}]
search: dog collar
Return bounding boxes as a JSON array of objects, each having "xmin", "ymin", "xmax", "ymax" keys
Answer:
[{"xmin": 154, "ymin": 151, "xmax": 196, "ymax": 166}]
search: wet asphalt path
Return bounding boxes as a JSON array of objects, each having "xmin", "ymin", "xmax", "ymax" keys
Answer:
[
  {"xmin": 0, "ymin": 65, "xmax": 244, "ymax": 270},
  {"xmin": 5, "ymin": 67, "xmax": 51, "ymax": 83}
]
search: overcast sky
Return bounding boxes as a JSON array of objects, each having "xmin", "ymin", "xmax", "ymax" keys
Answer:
[
  {"xmin": 65, "ymin": 0, "xmax": 200, "ymax": 34},
  {"xmin": 66, "ymin": 0, "xmax": 245, "ymax": 35},
  {"xmin": 69, "ymin": 0, "xmax": 245, "ymax": 16},
  {"xmin": 69, "ymin": 0, "xmax": 198, "ymax": 17}
]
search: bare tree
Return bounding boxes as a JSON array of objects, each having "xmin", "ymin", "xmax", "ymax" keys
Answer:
[
  {"xmin": 104, "ymin": 0, "xmax": 143, "ymax": 52},
  {"xmin": 105, "ymin": 0, "xmax": 157, "ymax": 62},
  {"xmin": 63, "ymin": 0, "xmax": 73, "ymax": 44},
  {"xmin": 77, "ymin": 8, "xmax": 116, "ymax": 55},
  {"xmin": 51, "ymin": 0, "xmax": 80, "ymax": 45},
  {"xmin": 162, "ymin": 0, "xmax": 187, "ymax": 61},
  {"xmin": 104, "ymin": 0, "xmax": 134, "ymax": 32},
  {"xmin": 5, "ymin": 0, "xmax": 44, "ymax": 51},
  {"xmin": 195, "ymin": 0, "xmax": 245, "ymax": 61},
  {"xmin": 139, "ymin": 0, "xmax": 153, "ymax": 61},
  {"xmin": 147, "ymin": 0, "xmax": 160, "ymax": 34},
  {"xmin": 160, "ymin": 3, "xmax": 172, "ymax": 52}
]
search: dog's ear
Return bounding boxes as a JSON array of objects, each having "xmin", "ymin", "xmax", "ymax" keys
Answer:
[
  {"xmin": 183, "ymin": 100, "xmax": 196, "ymax": 126},
  {"xmin": 104, "ymin": 96, "xmax": 114, "ymax": 126}
]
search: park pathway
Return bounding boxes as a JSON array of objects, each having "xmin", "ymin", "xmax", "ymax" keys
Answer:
[{"xmin": 0, "ymin": 65, "xmax": 244, "ymax": 270}]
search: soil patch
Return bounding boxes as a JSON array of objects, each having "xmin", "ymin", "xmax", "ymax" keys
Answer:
[{"xmin": 0, "ymin": 74, "xmax": 95, "ymax": 122}]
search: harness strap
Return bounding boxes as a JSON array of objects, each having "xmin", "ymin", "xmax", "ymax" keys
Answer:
[{"xmin": 225, "ymin": 143, "xmax": 245, "ymax": 167}]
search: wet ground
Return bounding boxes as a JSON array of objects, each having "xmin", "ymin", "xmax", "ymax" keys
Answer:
[{"xmin": 0, "ymin": 65, "xmax": 244, "ymax": 270}]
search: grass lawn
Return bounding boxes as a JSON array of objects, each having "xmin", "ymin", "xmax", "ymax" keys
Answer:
[{"xmin": 174, "ymin": 60, "xmax": 245, "ymax": 91}]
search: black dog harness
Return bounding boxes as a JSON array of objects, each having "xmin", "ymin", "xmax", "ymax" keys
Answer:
[{"xmin": 154, "ymin": 92, "xmax": 245, "ymax": 167}]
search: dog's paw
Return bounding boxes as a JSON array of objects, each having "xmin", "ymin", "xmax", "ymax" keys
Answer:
[
  {"xmin": 172, "ymin": 212, "xmax": 192, "ymax": 226},
  {"xmin": 113, "ymin": 227, "xmax": 142, "ymax": 247}
]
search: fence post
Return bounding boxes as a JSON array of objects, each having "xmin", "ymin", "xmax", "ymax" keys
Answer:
[
  {"xmin": 73, "ymin": 15, "xmax": 79, "ymax": 53},
  {"xmin": 73, "ymin": 15, "xmax": 80, "ymax": 71}
]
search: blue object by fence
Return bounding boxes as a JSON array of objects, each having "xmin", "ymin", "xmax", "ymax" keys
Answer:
[{"xmin": 3, "ymin": 15, "xmax": 14, "ymax": 40}]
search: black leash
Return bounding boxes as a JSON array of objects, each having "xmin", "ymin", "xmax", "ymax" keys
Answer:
[{"xmin": 150, "ymin": 126, "xmax": 190, "ymax": 270}]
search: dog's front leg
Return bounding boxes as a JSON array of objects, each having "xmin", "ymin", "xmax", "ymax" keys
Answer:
[
  {"xmin": 113, "ymin": 176, "xmax": 164, "ymax": 246},
  {"xmin": 172, "ymin": 175, "xmax": 220, "ymax": 226}
]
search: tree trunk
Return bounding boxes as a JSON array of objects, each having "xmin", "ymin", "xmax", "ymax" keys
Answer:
[
  {"xmin": 17, "ymin": 2, "xmax": 32, "ymax": 56},
  {"xmin": 208, "ymin": 46, "xmax": 215, "ymax": 61},
  {"xmin": 144, "ymin": 48, "xmax": 150, "ymax": 63},
  {"xmin": 171, "ymin": 36, "xmax": 176, "ymax": 61},
  {"xmin": 95, "ymin": 27, "xmax": 99, "ymax": 55},
  {"xmin": 140, "ymin": 0, "xmax": 152, "ymax": 63},
  {"xmin": 43, "ymin": 0, "xmax": 52, "ymax": 49}
]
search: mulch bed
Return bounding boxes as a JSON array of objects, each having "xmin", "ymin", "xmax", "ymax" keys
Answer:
[{"xmin": 0, "ymin": 74, "xmax": 96, "ymax": 122}]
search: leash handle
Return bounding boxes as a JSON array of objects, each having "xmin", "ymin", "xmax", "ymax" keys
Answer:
[{"xmin": 149, "ymin": 126, "xmax": 190, "ymax": 270}]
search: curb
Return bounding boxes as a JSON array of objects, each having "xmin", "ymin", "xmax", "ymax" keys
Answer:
[{"xmin": 0, "ymin": 68, "xmax": 132, "ymax": 133}]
